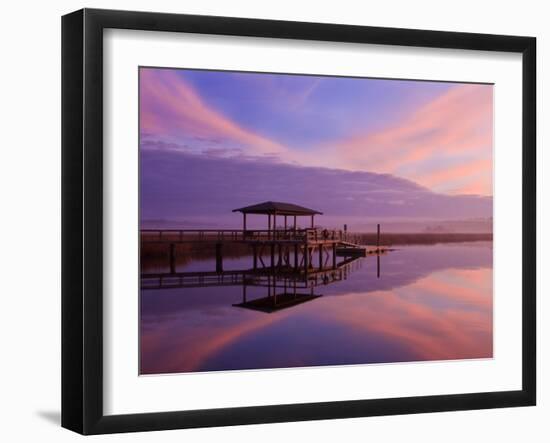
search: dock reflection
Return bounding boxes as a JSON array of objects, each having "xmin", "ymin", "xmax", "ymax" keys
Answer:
[{"xmin": 140, "ymin": 254, "xmax": 380, "ymax": 313}]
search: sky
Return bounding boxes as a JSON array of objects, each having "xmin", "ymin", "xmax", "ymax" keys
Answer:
[{"xmin": 139, "ymin": 67, "xmax": 493, "ymax": 227}]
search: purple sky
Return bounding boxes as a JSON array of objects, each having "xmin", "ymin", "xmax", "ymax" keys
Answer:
[{"xmin": 139, "ymin": 68, "xmax": 493, "ymax": 227}]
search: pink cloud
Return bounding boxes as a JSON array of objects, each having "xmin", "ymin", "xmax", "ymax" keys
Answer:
[
  {"xmin": 318, "ymin": 84, "xmax": 494, "ymax": 195},
  {"xmin": 422, "ymin": 158, "xmax": 493, "ymax": 188},
  {"xmin": 140, "ymin": 69, "xmax": 290, "ymax": 157},
  {"xmin": 141, "ymin": 70, "xmax": 494, "ymax": 196},
  {"xmin": 451, "ymin": 176, "xmax": 493, "ymax": 196}
]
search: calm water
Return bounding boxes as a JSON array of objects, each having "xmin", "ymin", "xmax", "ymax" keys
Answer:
[{"xmin": 140, "ymin": 241, "xmax": 493, "ymax": 374}]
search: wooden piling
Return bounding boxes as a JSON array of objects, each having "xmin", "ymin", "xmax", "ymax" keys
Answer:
[
  {"xmin": 169, "ymin": 243, "xmax": 176, "ymax": 274},
  {"xmin": 215, "ymin": 243, "xmax": 223, "ymax": 273}
]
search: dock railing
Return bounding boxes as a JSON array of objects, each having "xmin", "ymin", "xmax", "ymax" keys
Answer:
[
  {"xmin": 305, "ymin": 228, "xmax": 344, "ymax": 242},
  {"xmin": 141, "ymin": 228, "xmax": 345, "ymax": 243}
]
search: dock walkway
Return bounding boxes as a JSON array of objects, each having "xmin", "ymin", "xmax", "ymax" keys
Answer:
[{"xmin": 141, "ymin": 227, "xmax": 385, "ymax": 273}]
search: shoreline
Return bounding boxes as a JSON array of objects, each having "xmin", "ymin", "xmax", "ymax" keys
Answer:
[{"xmin": 347, "ymin": 232, "xmax": 492, "ymax": 246}]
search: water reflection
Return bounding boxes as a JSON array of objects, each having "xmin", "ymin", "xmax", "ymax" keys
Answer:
[
  {"xmin": 142, "ymin": 253, "xmax": 364, "ymax": 311},
  {"xmin": 140, "ymin": 242, "xmax": 492, "ymax": 374}
]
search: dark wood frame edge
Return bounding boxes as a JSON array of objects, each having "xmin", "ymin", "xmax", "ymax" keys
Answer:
[{"xmin": 61, "ymin": 8, "xmax": 536, "ymax": 435}]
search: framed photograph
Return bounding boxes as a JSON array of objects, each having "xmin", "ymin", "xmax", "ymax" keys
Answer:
[{"xmin": 62, "ymin": 8, "xmax": 536, "ymax": 434}]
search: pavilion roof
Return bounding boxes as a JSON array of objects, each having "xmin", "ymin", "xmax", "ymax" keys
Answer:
[{"xmin": 232, "ymin": 201, "xmax": 323, "ymax": 216}]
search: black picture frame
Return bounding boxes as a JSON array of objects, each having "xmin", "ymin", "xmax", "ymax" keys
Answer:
[{"xmin": 62, "ymin": 8, "xmax": 536, "ymax": 435}]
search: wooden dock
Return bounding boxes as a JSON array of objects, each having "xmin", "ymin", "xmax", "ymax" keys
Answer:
[
  {"xmin": 142, "ymin": 202, "xmax": 391, "ymax": 289},
  {"xmin": 140, "ymin": 202, "xmax": 390, "ymax": 312},
  {"xmin": 141, "ymin": 227, "xmax": 387, "ymax": 273}
]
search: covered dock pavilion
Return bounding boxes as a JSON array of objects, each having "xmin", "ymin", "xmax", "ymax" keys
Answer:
[{"xmin": 232, "ymin": 201, "xmax": 323, "ymax": 233}]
